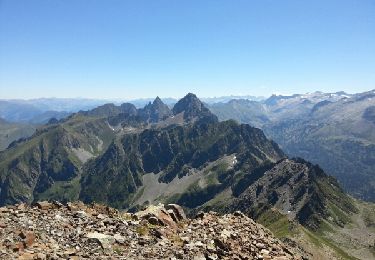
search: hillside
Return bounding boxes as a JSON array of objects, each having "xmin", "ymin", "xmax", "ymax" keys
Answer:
[
  {"xmin": 0, "ymin": 93, "xmax": 374, "ymax": 259},
  {"xmin": 0, "ymin": 115, "xmax": 116, "ymax": 204},
  {"xmin": 209, "ymin": 90, "xmax": 375, "ymax": 202},
  {"xmin": 80, "ymin": 119, "xmax": 284, "ymax": 209},
  {"xmin": 0, "ymin": 118, "xmax": 36, "ymax": 151}
]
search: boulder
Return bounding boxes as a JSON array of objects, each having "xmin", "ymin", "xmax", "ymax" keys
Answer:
[
  {"xmin": 33, "ymin": 201, "xmax": 55, "ymax": 210},
  {"xmin": 166, "ymin": 204, "xmax": 186, "ymax": 221},
  {"xmin": 136, "ymin": 204, "xmax": 178, "ymax": 229},
  {"xmin": 86, "ymin": 232, "xmax": 115, "ymax": 249},
  {"xmin": 24, "ymin": 232, "xmax": 36, "ymax": 247}
]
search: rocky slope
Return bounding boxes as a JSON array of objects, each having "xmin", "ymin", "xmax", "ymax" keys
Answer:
[
  {"xmin": 225, "ymin": 158, "xmax": 357, "ymax": 229},
  {"xmin": 0, "ymin": 201, "xmax": 303, "ymax": 259},
  {"xmin": 209, "ymin": 90, "xmax": 375, "ymax": 202}
]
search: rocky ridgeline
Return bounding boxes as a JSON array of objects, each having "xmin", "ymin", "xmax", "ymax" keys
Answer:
[{"xmin": 0, "ymin": 201, "xmax": 302, "ymax": 260}]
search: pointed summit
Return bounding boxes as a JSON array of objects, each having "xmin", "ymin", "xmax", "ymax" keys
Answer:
[
  {"xmin": 172, "ymin": 93, "xmax": 218, "ymax": 122},
  {"xmin": 153, "ymin": 96, "xmax": 163, "ymax": 105},
  {"xmin": 139, "ymin": 96, "xmax": 172, "ymax": 123}
]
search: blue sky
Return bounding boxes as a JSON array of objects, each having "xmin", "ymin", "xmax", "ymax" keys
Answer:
[{"xmin": 0, "ymin": 0, "xmax": 374, "ymax": 99}]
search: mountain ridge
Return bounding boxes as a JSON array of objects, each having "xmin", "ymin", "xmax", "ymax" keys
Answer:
[
  {"xmin": 209, "ymin": 89, "xmax": 375, "ymax": 202},
  {"xmin": 0, "ymin": 92, "xmax": 374, "ymax": 259}
]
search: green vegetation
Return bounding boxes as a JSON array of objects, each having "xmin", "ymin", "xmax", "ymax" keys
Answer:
[
  {"xmin": 0, "ymin": 115, "xmax": 118, "ymax": 205},
  {"xmin": 257, "ymin": 209, "xmax": 297, "ymax": 238},
  {"xmin": 113, "ymin": 246, "xmax": 125, "ymax": 255},
  {"xmin": 80, "ymin": 119, "xmax": 283, "ymax": 209},
  {"xmin": 34, "ymin": 176, "xmax": 81, "ymax": 202},
  {"xmin": 0, "ymin": 120, "xmax": 35, "ymax": 151},
  {"xmin": 259, "ymin": 209, "xmax": 359, "ymax": 260},
  {"xmin": 135, "ymin": 225, "xmax": 149, "ymax": 236},
  {"xmin": 302, "ymin": 227, "xmax": 357, "ymax": 260},
  {"xmin": 362, "ymin": 203, "xmax": 375, "ymax": 228}
]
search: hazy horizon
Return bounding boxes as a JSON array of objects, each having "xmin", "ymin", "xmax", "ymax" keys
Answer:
[{"xmin": 1, "ymin": 88, "xmax": 374, "ymax": 102}]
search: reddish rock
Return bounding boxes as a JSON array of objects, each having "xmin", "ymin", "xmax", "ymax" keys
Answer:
[
  {"xmin": 166, "ymin": 204, "xmax": 186, "ymax": 221},
  {"xmin": 12, "ymin": 242, "xmax": 24, "ymax": 252},
  {"xmin": 157, "ymin": 208, "xmax": 177, "ymax": 229},
  {"xmin": 167, "ymin": 209, "xmax": 178, "ymax": 222},
  {"xmin": 25, "ymin": 232, "xmax": 36, "ymax": 247}
]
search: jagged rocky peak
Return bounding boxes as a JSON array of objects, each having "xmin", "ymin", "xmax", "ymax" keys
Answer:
[
  {"xmin": 173, "ymin": 93, "xmax": 218, "ymax": 121},
  {"xmin": 227, "ymin": 157, "xmax": 357, "ymax": 230},
  {"xmin": 151, "ymin": 96, "xmax": 172, "ymax": 115},
  {"xmin": 139, "ymin": 96, "xmax": 172, "ymax": 123},
  {"xmin": 152, "ymin": 96, "xmax": 164, "ymax": 106}
]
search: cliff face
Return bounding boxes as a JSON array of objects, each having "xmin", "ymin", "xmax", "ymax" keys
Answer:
[{"xmin": 80, "ymin": 119, "xmax": 284, "ymax": 209}]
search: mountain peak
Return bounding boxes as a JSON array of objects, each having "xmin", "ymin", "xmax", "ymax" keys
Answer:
[
  {"xmin": 153, "ymin": 96, "xmax": 163, "ymax": 105},
  {"xmin": 185, "ymin": 92, "xmax": 198, "ymax": 98},
  {"xmin": 172, "ymin": 93, "xmax": 217, "ymax": 122},
  {"xmin": 139, "ymin": 96, "xmax": 172, "ymax": 123}
]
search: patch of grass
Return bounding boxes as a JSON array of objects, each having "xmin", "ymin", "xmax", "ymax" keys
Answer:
[
  {"xmin": 259, "ymin": 208, "xmax": 357, "ymax": 260},
  {"xmin": 170, "ymin": 234, "xmax": 184, "ymax": 246},
  {"xmin": 302, "ymin": 227, "xmax": 322, "ymax": 247},
  {"xmin": 319, "ymin": 236, "xmax": 357, "ymax": 260},
  {"xmin": 257, "ymin": 209, "xmax": 297, "ymax": 238},
  {"xmin": 34, "ymin": 175, "xmax": 81, "ymax": 202},
  {"xmin": 113, "ymin": 245, "xmax": 125, "ymax": 255},
  {"xmin": 120, "ymin": 213, "xmax": 134, "ymax": 221},
  {"xmin": 327, "ymin": 201, "xmax": 352, "ymax": 226},
  {"xmin": 362, "ymin": 204, "xmax": 375, "ymax": 228},
  {"xmin": 302, "ymin": 227, "xmax": 357, "ymax": 260},
  {"xmin": 317, "ymin": 220, "xmax": 335, "ymax": 233},
  {"xmin": 135, "ymin": 225, "xmax": 149, "ymax": 236}
]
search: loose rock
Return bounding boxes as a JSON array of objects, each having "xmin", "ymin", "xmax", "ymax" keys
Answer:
[{"xmin": 0, "ymin": 202, "xmax": 303, "ymax": 259}]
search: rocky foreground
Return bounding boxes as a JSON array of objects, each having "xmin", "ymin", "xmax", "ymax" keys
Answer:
[{"xmin": 0, "ymin": 201, "xmax": 303, "ymax": 259}]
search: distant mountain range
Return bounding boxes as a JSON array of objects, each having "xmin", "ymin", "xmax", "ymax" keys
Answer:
[
  {"xmin": 209, "ymin": 89, "xmax": 375, "ymax": 202},
  {"xmin": 2, "ymin": 91, "xmax": 374, "ymax": 202},
  {"xmin": 0, "ymin": 92, "xmax": 374, "ymax": 259},
  {"xmin": 0, "ymin": 95, "xmax": 264, "ymax": 123}
]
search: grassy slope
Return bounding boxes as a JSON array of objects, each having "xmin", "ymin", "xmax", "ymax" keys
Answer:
[
  {"xmin": 0, "ymin": 114, "xmax": 117, "ymax": 204},
  {"xmin": 0, "ymin": 122, "xmax": 35, "ymax": 151},
  {"xmin": 257, "ymin": 199, "xmax": 375, "ymax": 260}
]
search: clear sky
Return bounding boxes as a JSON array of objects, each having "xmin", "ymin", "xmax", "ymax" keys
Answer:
[{"xmin": 1, "ymin": 0, "xmax": 374, "ymax": 99}]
